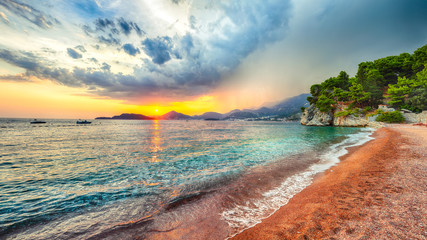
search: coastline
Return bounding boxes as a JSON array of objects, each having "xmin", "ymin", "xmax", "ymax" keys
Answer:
[{"xmin": 232, "ymin": 125, "xmax": 427, "ymax": 239}]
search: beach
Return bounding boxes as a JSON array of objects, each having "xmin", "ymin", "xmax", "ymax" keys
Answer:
[
  {"xmin": 232, "ymin": 125, "xmax": 427, "ymax": 239},
  {"xmin": 2, "ymin": 122, "xmax": 426, "ymax": 239}
]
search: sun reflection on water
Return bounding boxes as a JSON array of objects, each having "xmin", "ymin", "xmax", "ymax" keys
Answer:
[{"xmin": 149, "ymin": 120, "xmax": 163, "ymax": 162}]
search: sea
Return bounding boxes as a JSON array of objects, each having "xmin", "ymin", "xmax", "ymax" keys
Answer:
[{"xmin": 0, "ymin": 119, "xmax": 374, "ymax": 239}]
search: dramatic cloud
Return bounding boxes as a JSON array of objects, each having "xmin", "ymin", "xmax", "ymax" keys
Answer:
[
  {"xmin": 122, "ymin": 43, "xmax": 140, "ymax": 56},
  {"xmin": 1, "ymin": 0, "xmax": 427, "ymax": 105},
  {"xmin": 82, "ymin": 17, "xmax": 144, "ymax": 47},
  {"xmin": 94, "ymin": 18, "xmax": 115, "ymax": 31},
  {"xmin": 141, "ymin": 37, "xmax": 174, "ymax": 65},
  {"xmin": 98, "ymin": 34, "xmax": 121, "ymax": 46},
  {"xmin": 0, "ymin": 0, "xmax": 295, "ymax": 100},
  {"xmin": 117, "ymin": 17, "xmax": 142, "ymax": 36},
  {"xmin": 0, "ymin": 0, "xmax": 59, "ymax": 29},
  {"xmin": 67, "ymin": 48, "xmax": 82, "ymax": 59},
  {"xmin": 0, "ymin": 49, "xmax": 41, "ymax": 71}
]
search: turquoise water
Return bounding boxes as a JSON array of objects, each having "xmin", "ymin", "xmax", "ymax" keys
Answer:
[{"xmin": 0, "ymin": 119, "xmax": 372, "ymax": 239}]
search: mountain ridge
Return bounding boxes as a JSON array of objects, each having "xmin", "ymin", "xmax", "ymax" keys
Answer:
[{"xmin": 95, "ymin": 93, "xmax": 310, "ymax": 120}]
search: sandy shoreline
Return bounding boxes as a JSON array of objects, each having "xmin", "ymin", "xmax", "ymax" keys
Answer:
[{"xmin": 232, "ymin": 125, "xmax": 427, "ymax": 240}]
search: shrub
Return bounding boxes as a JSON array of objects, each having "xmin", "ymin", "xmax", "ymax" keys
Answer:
[
  {"xmin": 376, "ymin": 111, "xmax": 405, "ymax": 123},
  {"xmin": 316, "ymin": 95, "xmax": 336, "ymax": 112},
  {"xmin": 362, "ymin": 106, "xmax": 372, "ymax": 114},
  {"xmin": 334, "ymin": 111, "xmax": 351, "ymax": 117},
  {"xmin": 334, "ymin": 106, "xmax": 360, "ymax": 117}
]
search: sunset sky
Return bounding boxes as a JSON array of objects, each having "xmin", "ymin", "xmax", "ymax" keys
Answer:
[{"xmin": 1, "ymin": 0, "xmax": 427, "ymax": 118}]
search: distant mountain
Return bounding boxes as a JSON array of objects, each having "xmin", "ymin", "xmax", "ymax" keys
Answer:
[
  {"xmin": 223, "ymin": 111, "xmax": 258, "ymax": 119},
  {"xmin": 270, "ymin": 93, "xmax": 310, "ymax": 117},
  {"xmin": 193, "ymin": 112, "xmax": 224, "ymax": 120},
  {"xmin": 253, "ymin": 107, "xmax": 276, "ymax": 116},
  {"xmin": 224, "ymin": 109, "xmax": 241, "ymax": 117},
  {"xmin": 221, "ymin": 93, "xmax": 310, "ymax": 119},
  {"xmin": 95, "ymin": 94, "xmax": 310, "ymax": 121},
  {"xmin": 95, "ymin": 113, "xmax": 154, "ymax": 120},
  {"xmin": 158, "ymin": 111, "xmax": 193, "ymax": 120}
]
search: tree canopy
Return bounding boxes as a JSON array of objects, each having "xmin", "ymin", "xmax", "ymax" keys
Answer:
[{"xmin": 308, "ymin": 44, "xmax": 427, "ymax": 113}]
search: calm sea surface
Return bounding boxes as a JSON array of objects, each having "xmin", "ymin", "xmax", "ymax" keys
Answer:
[{"xmin": 0, "ymin": 119, "xmax": 373, "ymax": 239}]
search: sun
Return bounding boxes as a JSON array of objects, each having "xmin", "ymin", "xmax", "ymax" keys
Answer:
[{"xmin": 155, "ymin": 109, "xmax": 159, "ymax": 113}]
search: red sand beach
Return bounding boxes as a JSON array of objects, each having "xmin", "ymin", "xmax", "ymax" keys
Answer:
[{"xmin": 232, "ymin": 125, "xmax": 427, "ymax": 239}]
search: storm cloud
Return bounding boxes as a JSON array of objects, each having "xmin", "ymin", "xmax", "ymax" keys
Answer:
[
  {"xmin": 82, "ymin": 16, "xmax": 144, "ymax": 47},
  {"xmin": 94, "ymin": 18, "xmax": 115, "ymax": 31},
  {"xmin": 1, "ymin": 0, "xmax": 427, "ymax": 104},
  {"xmin": 67, "ymin": 48, "xmax": 82, "ymax": 59},
  {"xmin": 0, "ymin": 0, "xmax": 294, "ymax": 101},
  {"xmin": 117, "ymin": 17, "xmax": 142, "ymax": 36},
  {"xmin": 0, "ymin": 49, "xmax": 41, "ymax": 71},
  {"xmin": 98, "ymin": 34, "xmax": 121, "ymax": 46},
  {"xmin": 122, "ymin": 43, "xmax": 140, "ymax": 56},
  {"xmin": 141, "ymin": 37, "xmax": 174, "ymax": 65},
  {"xmin": 0, "ymin": 0, "xmax": 59, "ymax": 29}
]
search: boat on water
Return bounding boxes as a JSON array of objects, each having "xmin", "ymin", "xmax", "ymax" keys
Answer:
[
  {"xmin": 30, "ymin": 119, "xmax": 46, "ymax": 124},
  {"xmin": 76, "ymin": 120, "xmax": 92, "ymax": 124}
]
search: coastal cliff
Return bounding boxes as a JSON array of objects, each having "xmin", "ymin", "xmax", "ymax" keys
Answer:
[
  {"xmin": 301, "ymin": 104, "xmax": 426, "ymax": 127},
  {"xmin": 301, "ymin": 44, "xmax": 427, "ymax": 127},
  {"xmin": 301, "ymin": 104, "xmax": 368, "ymax": 127},
  {"xmin": 300, "ymin": 104, "xmax": 333, "ymax": 126}
]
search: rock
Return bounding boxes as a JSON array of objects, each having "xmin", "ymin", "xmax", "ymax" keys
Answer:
[
  {"xmin": 333, "ymin": 104, "xmax": 368, "ymax": 127},
  {"xmin": 402, "ymin": 112, "xmax": 418, "ymax": 123},
  {"xmin": 419, "ymin": 111, "xmax": 427, "ymax": 124},
  {"xmin": 301, "ymin": 105, "xmax": 427, "ymax": 127},
  {"xmin": 403, "ymin": 111, "xmax": 427, "ymax": 124},
  {"xmin": 378, "ymin": 105, "xmax": 395, "ymax": 112},
  {"xmin": 301, "ymin": 104, "xmax": 368, "ymax": 127},
  {"xmin": 333, "ymin": 114, "xmax": 369, "ymax": 127},
  {"xmin": 300, "ymin": 104, "xmax": 333, "ymax": 126}
]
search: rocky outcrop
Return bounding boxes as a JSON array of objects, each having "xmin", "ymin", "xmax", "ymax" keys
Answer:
[
  {"xmin": 302, "ymin": 104, "xmax": 427, "ymax": 127},
  {"xmin": 333, "ymin": 114, "xmax": 369, "ymax": 127},
  {"xmin": 419, "ymin": 112, "xmax": 427, "ymax": 124},
  {"xmin": 301, "ymin": 104, "xmax": 368, "ymax": 127},
  {"xmin": 378, "ymin": 105, "xmax": 395, "ymax": 112},
  {"xmin": 332, "ymin": 104, "xmax": 369, "ymax": 127},
  {"xmin": 402, "ymin": 111, "xmax": 427, "ymax": 124},
  {"xmin": 300, "ymin": 104, "xmax": 333, "ymax": 126}
]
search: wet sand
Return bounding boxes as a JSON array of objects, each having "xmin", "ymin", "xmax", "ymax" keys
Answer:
[{"xmin": 232, "ymin": 125, "xmax": 427, "ymax": 240}]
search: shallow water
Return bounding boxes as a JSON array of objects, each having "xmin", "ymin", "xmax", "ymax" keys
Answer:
[{"xmin": 0, "ymin": 119, "xmax": 372, "ymax": 239}]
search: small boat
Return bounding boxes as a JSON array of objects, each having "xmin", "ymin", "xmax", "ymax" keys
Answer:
[
  {"xmin": 30, "ymin": 119, "xmax": 46, "ymax": 124},
  {"xmin": 76, "ymin": 120, "xmax": 92, "ymax": 124}
]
